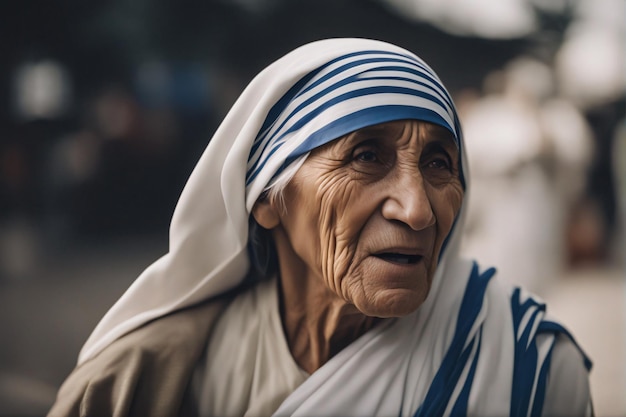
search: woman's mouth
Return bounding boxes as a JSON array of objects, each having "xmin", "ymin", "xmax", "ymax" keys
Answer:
[{"xmin": 374, "ymin": 253, "xmax": 423, "ymax": 265}]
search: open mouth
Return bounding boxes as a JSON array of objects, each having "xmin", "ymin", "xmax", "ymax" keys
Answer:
[{"xmin": 374, "ymin": 253, "xmax": 423, "ymax": 265}]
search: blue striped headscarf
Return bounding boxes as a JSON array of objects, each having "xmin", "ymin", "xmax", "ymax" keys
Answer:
[{"xmin": 245, "ymin": 48, "xmax": 463, "ymax": 192}]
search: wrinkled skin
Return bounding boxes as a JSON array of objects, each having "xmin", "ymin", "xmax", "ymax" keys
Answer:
[{"xmin": 253, "ymin": 119, "xmax": 464, "ymax": 372}]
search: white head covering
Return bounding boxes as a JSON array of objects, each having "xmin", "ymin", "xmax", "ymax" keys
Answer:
[{"xmin": 78, "ymin": 37, "xmax": 466, "ymax": 364}]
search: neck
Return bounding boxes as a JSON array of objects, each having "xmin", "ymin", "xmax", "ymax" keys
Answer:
[{"xmin": 273, "ymin": 236, "xmax": 381, "ymax": 374}]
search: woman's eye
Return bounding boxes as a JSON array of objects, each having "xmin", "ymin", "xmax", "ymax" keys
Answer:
[
  {"xmin": 427, "ymin": 158, "xmax": 451, "ymax": 170},
  {"xmin": 354, "ymin": 150, "xmax": 378, "ymax": 163}
]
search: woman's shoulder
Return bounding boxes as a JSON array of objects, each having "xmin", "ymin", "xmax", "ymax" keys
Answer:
[
  {"xmin": 477, "ymin": 262, "xmax": 593, "ymax": 415},
  {"xmin": 542, "ymin": 333, "xmax": 594, "ymax": 416},
  {"xmin": 47, "ymin": 297, "xmax": 228, "ymax": 417}
]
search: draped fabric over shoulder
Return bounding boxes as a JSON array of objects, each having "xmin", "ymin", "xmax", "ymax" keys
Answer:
[{"xmin": 71, "ymin": 38, "xmax": 592, "ymax": 417}]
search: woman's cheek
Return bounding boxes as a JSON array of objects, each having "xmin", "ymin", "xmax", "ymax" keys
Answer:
[
  {"xmin": 437, "ymin": 183, "xmax": 464, "ymax": 229},
  {"xmin": 318, "ymin": 207, "xmax": 356, "ymax": 296},
  {"xmin": 316, "ymin": 177, "xmax": 361, "ymax": 293}
]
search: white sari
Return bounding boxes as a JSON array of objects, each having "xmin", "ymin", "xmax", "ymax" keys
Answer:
[{"xmin": 75, "ymin": 38, "xmax": 592, "ymax": 416}]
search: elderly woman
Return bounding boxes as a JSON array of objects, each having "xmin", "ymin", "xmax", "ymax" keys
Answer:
[{"xmin": 48, "ymin": 38, "xmax": 592, "ymax": 417}]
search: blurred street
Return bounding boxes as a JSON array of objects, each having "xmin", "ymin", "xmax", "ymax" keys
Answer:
[
  {"xmin": 0, "ymin": 236, "xmax": 166, "ymax": 417},
  {"xmin": 0, "ymin": 236, "xmax": 624, "ymax": 417},
  {"xmin": 542, "ymin": 264, "xmax": 626, "ymax": 417}
]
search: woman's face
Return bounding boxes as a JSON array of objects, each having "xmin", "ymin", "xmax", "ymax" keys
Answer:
[{"xmin": 260, "ymin": 120, "xmax": 464, "ymax": 318}]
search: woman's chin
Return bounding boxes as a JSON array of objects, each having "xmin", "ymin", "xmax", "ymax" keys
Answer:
[{"xmin": 353, "ymin": 287, "xmax": 430, "ymax": 318}]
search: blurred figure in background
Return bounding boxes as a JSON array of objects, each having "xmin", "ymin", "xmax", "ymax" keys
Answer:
[
  {"xmin": 458, "ymin": 56, "xmax": 594, "ymax": 295},
  {"xmin": 611, "ymin": 119, "xmax": 626, "ymax": 266}
]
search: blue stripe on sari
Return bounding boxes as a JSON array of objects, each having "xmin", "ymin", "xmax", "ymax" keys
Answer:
[
  {"xmin": 509, "ymin": 287, "xmax": 593, "ymax": 417},
  {"xmin": 298, "ymin": 59, "xmax": 452, "ymax": 111},
  {"xmin": 247, "ymin": 104, "xmax": 454, "ymax": 185},
  {"xmin": 275, "ymin": 82, "xmax": 450, "ymax": 147},
  {"xmin": 246, "ymin": 49, "xmax": 458, "ymax": 188},
  {"xmin": 413, "ymin": 262, "xmax": 496, "ymax": 417},
  {"xmin": 530, "ymin": 343, "xmax": 555, "ymax": 417},
  {"xmin": 246, "ymin": 81, "xmax": 454, "ymax": 183},
  {"xmin": 510, "ymin": 288, "xmax": 543, "ymax": 417},
  {"xmin": 250, "ymin": 69, "xmax": 322, "ymax": 157},
  {"xmin": 537, "ymin": 320, "xmax": 592, "ymax": 371},
  {"xmin": 297, "ymin": 50, "xmax": 426, "ymax": 97},
  {"xmin": 272, "ymin": 65, "xmax": 451, "ymax": 145},
  {"xmin": 449, "ymin": 327, "xmax": 483, "ymax": 417}
]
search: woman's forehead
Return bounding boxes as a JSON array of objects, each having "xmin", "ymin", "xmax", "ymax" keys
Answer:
[
  {"xmin": 357, "ymin": 120, "xmax": 454, "ymax": 136},
  {"xmin": 336, "ymin": 120, "xmax": 457, "ymax": 147}
]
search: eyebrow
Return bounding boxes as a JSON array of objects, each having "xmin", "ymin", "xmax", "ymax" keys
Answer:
[
  {"xmin": 424, "ymin": 126, "xmax": 457, "ymax": 150},
  {"xmin": 425, "ymin": 134, "xmax": 458, "ymax": 156}
]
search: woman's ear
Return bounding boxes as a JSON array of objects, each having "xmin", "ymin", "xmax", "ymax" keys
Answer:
[{"xmin": 252, "ymin": 198, "xmax": 280, "ymax": 229}]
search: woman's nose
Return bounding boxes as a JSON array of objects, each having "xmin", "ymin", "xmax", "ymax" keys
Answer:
[{"xmin": 381, "ymin": 170, "xmax": 435, "ymax": 231}]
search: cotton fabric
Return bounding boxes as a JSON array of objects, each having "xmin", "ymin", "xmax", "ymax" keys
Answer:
[{"xmin": 192, "ymin": 277, "xmax": 308, "ymax": 417}]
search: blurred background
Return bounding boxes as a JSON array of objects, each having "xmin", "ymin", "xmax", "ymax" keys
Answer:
[{"xmin": 0, "ymin": 0, "xmax": 624, "ymax": 415}]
